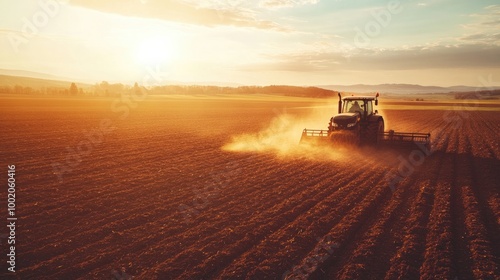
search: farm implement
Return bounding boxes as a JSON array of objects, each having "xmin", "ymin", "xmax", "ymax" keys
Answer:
[{"xmin": 300, "ymin": 93, "xmax": 431, "ymax": 150}]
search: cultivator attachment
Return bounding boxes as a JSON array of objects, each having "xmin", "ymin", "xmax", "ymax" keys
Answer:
[
  {"xmin": 299, "ymin": 129, "xmax": 330, "ymax": 143},
  {"xmin": 300, "ymin": 128, "xmax": 431, "ymax": 150},
  {"xmin": 379, "ymin": 130, "xmax": 431, "ymax": 150}
]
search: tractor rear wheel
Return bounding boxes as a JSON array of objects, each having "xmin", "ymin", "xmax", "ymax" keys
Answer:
[{"xmin": 366, "ymin": 120, "xmax": 384, "ymax": 145}]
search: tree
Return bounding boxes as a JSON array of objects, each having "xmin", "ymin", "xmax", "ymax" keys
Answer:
[
  {"xmin": 133, "ymin": 82, "xmax": 142, "ymax": 95},
  {"xmin": 69, "ymin": 83, "xmax": 78, "ymax": 96}
]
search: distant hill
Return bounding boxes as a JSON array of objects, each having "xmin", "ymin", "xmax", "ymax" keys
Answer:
[
  {"xmin": 318, "ymin": 84, "xmax": 500, "ymax": 94},
  {"xmin": 0, "ymin": 75, "xmax": 90, "ymax": 89},
  {"xmin": 0, "ymin": 69, "xmax": 243, "ymax": 88},
  {"xmin": 0, "ymin": 69, "xmax": 73, "ymax": 81}
]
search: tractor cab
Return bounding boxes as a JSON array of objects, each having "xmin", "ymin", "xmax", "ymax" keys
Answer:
[
  {"xmin": 330, "ymin": 94, "xmax": 379, "ymax": 131},
  {"xmin": 341, "ymin": 98, "xmax": 376, "ymax": 118}
]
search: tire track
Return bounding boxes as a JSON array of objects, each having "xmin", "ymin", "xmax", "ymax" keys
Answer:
[
  {"xmin": 384, "ymin": 121, "xmax": 455, "ymax": 279},
  {"xmin": 241, "ymin": 166, "xmax": 388, "ymax": 279},
  {"xmin": 455, "ymin": 119, "xmax": 499, "ymax": 278},
  {"xmin": 146, "ymin": 157, "xmax": 378, "ymax": 279},
  {"xmin": 24, "ymin": 159, "xmax": 346, "ymax": 279},
  {"xmin": 333, "ymin": 173, "xmax": 419, "ymax": 279},
  {"xmin": 19, "ymin": 155, "xmax": 299, "ymax": 276},
  {"xmin": 284, "ymin": 167, "xmax": 397, "ymax": 279},
  {"xmin": 448, "ymin": 121, "xmax": 474, "ymax": 280}
]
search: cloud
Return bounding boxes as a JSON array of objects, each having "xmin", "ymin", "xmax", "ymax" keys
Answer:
[
  {"xmin": 69, "ymin": 0, "xmax": 289, "ymax": 31},
  {"xmin": 241, "ymin": 43, "xmax": 500, "ymax": 72},
  {"xmin": 352, "ymin": 44, "xmax": 500, "ymax": 69},
  {"xmin": 460, "ymin": 5, "xmax": 500, "ymax": 44},
  {"xmin": 259, "ymin": 0, "xmax": 320, "ymax": 9},
  {"xmin": 460, "ymin": 33, "xmax": 500, "ymax": 44}
]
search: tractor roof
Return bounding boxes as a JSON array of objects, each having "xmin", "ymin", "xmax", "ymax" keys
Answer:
[{"xmin": 342, "ymin": 96, "xmax": 376, "ymax": 101}]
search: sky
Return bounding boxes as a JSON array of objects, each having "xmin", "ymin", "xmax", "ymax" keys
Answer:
[{"xmin": 1, "ymin": 0, "xmax": 499, "ymax": 87}]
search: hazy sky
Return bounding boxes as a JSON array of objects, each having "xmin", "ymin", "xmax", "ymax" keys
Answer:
[{"xmin": 1, "ymin": 0, "xmax": 499, "ymax": 86}]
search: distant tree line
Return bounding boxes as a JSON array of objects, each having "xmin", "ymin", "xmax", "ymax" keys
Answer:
[
  {"xmin": 0, "ymin": 81, "xmax": 143, "ymax": 97},
  {"xmin": 148, "ymin": 85, "xmax": 337, "ymax": 98},
  {"xmin": 0, "ymin": 82, "xmax": 338, "ymax": 98}
]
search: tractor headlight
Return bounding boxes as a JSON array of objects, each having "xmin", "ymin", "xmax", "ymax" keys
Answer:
[
  {"xmin": 332, "ymin": 123, "xmax": 339, "ymax": 127},
  {"xmin": 347, "ymin": 122, "xmax": 357, "ymax": 128}
]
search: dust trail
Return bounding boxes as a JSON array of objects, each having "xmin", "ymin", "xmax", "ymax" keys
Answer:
[{"xmin": 222, "ymin": 101, "xmax": 348, "ymax": 162}]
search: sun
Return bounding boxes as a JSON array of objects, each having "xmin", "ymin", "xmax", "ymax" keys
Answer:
[{"xmin": 135, "ymin": 38, "xmax": 176, "ymax": 66}]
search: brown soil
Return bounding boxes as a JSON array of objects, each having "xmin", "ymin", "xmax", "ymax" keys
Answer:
[{"xmin": 0, "ymin": 96, "xmax": 498, "ymax": 280}]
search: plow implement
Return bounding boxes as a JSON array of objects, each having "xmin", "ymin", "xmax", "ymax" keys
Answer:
[
  {"xmin": 379, "ymin": 130, "xmax": 431, "ymax": 150},
  {"xmin": 299, "ymin": 129, "xmax": 329, "ymax": 143},
  {"xmin": 300, "ymin": 128, "xmax": 431, "ymax": 150}
]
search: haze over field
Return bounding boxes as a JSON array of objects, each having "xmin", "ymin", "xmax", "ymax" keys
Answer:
[{"xmin": 1, "ymin": 0, "xmax": 499, "ymax": 87}]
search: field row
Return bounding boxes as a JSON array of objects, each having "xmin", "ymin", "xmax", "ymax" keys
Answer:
[{"xmin": 0, "ymin": 97, "xmax": 498, "ymax": 279}]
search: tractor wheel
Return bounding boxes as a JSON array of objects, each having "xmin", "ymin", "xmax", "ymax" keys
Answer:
[{"xmin": 366, "ymin": 120, "xmax": 384, "ymax": 145}]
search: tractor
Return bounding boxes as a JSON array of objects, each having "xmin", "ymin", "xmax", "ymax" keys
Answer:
[{"xmin": 300, "ymin": 93, "xmax": 431, "ymax": 149}]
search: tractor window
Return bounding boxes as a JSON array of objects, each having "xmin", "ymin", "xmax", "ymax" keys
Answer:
[
  {"xmin": 345, "ymin": 100, "xmax": 363, "ymax": 114},
  {"xmin": 365, "ymin": 101, "xmax": 373, "ymax": 115},
  {"xmin": 342, "ymin": 101, "xmax": 349, "ymax": 113}
]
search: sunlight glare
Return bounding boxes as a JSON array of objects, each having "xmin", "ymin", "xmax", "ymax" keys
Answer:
[{"xmin": 136, "ymin": 38, "xmax": 176, "ymax": 65}]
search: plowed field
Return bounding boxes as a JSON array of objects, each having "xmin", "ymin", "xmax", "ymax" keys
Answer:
[{"xmin": 0, "ymin": 95, "xmax": 499, "ymax": 279}]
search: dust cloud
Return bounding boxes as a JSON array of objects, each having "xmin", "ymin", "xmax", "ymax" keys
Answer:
[{"xmin": 222, "ymin": 102, "xmax": 348, "ymax": 161}]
